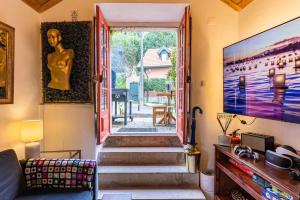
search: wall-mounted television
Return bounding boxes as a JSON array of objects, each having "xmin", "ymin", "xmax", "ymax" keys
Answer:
[{"xmin": 223, "ymin": 17, "xmax": 300, "ymax": 124}]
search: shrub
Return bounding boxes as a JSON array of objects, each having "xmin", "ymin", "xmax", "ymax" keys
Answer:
[{"xmin": 144, "ymin": 78, "xmax": 166, "ymax": 92}]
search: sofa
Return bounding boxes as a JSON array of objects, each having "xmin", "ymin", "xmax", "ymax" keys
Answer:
[{"xmin": 0, "ymin": 149, "xmax": 98, "ymax": 200}]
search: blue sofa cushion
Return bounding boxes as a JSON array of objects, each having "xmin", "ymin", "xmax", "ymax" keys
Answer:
[
  {"xmin": 0, "ymin": 149, "xmax": 25, "ymax": 200},
  {"xmin": 15, "ymin": 191, "xmax": 92, "ymax": 200}
]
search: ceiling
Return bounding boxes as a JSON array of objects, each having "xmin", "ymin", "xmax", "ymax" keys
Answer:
[
  {"xmin": 21, "ymin": 0, "xmax": 63, "ymax": 13},
  {"xmin": 220, "ymin": 0, "xmax": 254, "ymax": 11},
  {"xmin": 98, "ymin": 3, "xmax": 187, "ymax": 27},
  {"xmin": 21, "ymin": 0, "xmax": 253, "ymax": 14}
]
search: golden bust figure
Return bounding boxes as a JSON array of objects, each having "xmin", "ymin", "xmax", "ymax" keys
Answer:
[
  {"xmin": 0, "ymin": 31, "xmax": 7, "ymax": 87},
  {"xmin": 47, "ymin": 29, "xmax": 74, "ymax": 91}
]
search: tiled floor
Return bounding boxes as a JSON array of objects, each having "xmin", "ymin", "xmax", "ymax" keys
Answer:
[
  {"xmin": 112, "ymin": 117, "xmax": 176, "ymax": 133},
  {"xmin": 111, "ymin": 103, "xmax": 176, "ymax": 133}
]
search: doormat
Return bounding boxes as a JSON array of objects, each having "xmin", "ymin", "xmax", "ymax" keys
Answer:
[{"xmin": 117, "ymin": 128, "xmax": 157, "ymax": 132}]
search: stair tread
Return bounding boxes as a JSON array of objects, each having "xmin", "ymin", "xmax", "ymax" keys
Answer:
[
  {"xmin": 98, "ymin": 165, "xmax": 190, "ymax": 174},
  {"xmin": 100, "ymin": 147, "xmax": 185, "ymax": 153},
  {"xmin": 99, "ymin": 187, "xmax": 205, "ymax": 200}
]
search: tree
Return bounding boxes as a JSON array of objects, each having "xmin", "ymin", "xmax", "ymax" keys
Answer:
[
  {"xmin": 143, "ymin": 32, "xmax": 177, "ymax": 52},
  {"xmin": 111, "ymin": 31, "xmax": 141, "ymax": 77},
  {"xmin": 116, "ymin": 73, "xmax": 126, "ymax": 89},
  {"xmin": 167, "ymin": 48, "xmax": 177, "ymax": 86}
]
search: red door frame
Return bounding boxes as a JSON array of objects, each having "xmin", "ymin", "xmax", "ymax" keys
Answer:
[
  {"xmin": 96, "ymin": 6, "xmax": 110, "ymax": 144},
  {"xmin": 177, "ymin": 6, "xmax": 191, "ymax": 144}
]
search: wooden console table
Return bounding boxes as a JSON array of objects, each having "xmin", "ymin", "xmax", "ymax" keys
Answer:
[{"xmin": 214, "ymin": 144, "xmax": 300, "ymax": 200}]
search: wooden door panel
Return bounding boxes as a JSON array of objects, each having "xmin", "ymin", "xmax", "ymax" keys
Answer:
[
  {"xmin": 177, "ymin": 6, "xmax": 191, "ymax": 144},
  {"xmin": 96, "ymin": 6, "xmax": 110, "ymax": 144}
]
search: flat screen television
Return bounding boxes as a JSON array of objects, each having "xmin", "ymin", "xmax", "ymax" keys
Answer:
[{"xmin": 223, "ymin": 17, "xmax": 300, "ymax": 124}]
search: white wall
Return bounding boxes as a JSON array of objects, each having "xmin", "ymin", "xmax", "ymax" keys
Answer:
[
  {"xmin": 41, "ymin": 0, "xmax": 239, "ymax": 168},
  {"xmin": 40, "ymin": 0, "xmax": 96, "ymax": 159},
  {"xmin": 0, "ymin": 0, "xmax": 41, "ymax": 159},
  {"xmin": 230, "ymin": 0, "xmax": 300, "ymax": 150}
]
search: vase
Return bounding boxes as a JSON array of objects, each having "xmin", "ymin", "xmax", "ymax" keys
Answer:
[{"xmin": 218, "ymin": 134, "xmax": 231, "ymax": 147}]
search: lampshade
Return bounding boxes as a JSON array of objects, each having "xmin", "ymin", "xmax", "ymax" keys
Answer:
[{"xmin": 21, "ymin": 120, "xmax": 43, "ymax": 143}]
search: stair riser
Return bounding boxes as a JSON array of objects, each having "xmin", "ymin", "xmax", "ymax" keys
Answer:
[
  {"xmin": 99, "ymin": 173, "xmax": 199, "ymax": 188},
  {"xmin": 103, "ymin": 135, "xmax": 182, "ymax": 147},
  {"xmin": 99, "ymin": 152, "xmax": 185, "ymax": 165}
]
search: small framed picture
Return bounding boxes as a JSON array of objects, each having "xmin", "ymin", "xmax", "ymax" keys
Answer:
[{"xmin": 0, "ymin": 21, "xmax": 14, "ymax": 104}]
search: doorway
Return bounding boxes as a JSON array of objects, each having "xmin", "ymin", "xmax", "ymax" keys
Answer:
[
  {"xmin": 110, "ymin": 28, "xmax": 177, "ymax": 134},
  {"xmin": 95, "ymin": 3, "xmax": 191, "ymax": 144}
]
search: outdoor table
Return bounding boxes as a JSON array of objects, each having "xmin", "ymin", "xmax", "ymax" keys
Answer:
[{"xmin": 156, "ymin": 91, "xmax": 176, "ymax": 125}]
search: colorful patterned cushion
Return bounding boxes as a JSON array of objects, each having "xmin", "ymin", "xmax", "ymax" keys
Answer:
[{"xmin": 24, "ymin": 159, "xmax": 96, "ymax": 190}]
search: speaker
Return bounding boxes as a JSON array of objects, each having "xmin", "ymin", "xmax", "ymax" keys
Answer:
[{"xmin": 241, "ymin": 132, "xmax": 274, "ymax": 153}]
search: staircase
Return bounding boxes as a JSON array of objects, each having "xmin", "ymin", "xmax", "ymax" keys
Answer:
[{"xmin": 98, "ymin": 134, "xmax": 205, "ymax": 200}]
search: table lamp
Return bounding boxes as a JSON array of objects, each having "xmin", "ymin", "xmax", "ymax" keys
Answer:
[{"xmin": 21, "ymin": 120, "xmax": 43, "ymax": 159}]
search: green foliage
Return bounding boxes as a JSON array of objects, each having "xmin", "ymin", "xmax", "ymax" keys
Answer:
[
  {"xmin": 116, "ymin": 73, "xmax": 126, "ymax": 89},
  {"xmin": 167, "ymin": 48, "xmax": 177, "ymax": 86},
  {"xmin": 144, "ymin": 78, "xmax": 166, "ymax": 92},
  {"xmin": 111, "ymin": 31, "xmax": 141, "ymax": 76},
  {"xmin": 143, "ymin": 32, "xmax": 177, "ymax": 52}
]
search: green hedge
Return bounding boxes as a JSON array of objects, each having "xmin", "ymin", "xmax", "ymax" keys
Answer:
[{"xmin": 144, "ymin": 78, "xmax": 166, "ymax": 92}]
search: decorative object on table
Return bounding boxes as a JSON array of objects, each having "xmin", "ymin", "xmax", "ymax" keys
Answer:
[
  {"xmin": 41, "ymin": 21, "xmax": 92, "ymax": 103},
  {"xmin": 0, "ymin": 21, "xmax": 14, "ymax": 104},
  {"xmin": 229, "ymin": 128, "xmax": 241, "ymax": 145},
  {"xmin": 241, "ymin": 132, "xmax": 274, "ymax": 153},
  {"xmin": 217, "ymin": 113, "xmax": 236, "ymax": 146},
  {"xmin": 233, "ymin": 144, "xmax": 259, "ymax": 160},
  {"xmin": 185, "ymin": 106, "xmax": 203, "ymax": 173},
  {"xmin": 21, "ymin": 120, "xmax": 43, "ymax": 159},
  {"xmin": 200, "ymin": 170, "xmax": 215, "ymax": 200}
]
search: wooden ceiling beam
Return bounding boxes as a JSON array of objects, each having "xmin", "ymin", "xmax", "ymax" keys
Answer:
[
  {"xmin": 220, "ymin": 0, "xmax": 254, "ymax": 11},
  {"xmin": 21, "ymin": 0, "xmax": 63, "ymax": 13}
]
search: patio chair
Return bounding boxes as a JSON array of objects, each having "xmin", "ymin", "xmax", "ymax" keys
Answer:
[{"xmin": 144, "ymin": 102, "xmax": 167, "ymax": 126}]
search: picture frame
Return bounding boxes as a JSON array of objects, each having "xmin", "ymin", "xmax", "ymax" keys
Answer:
[
  {"xmin": 41, "ymin": 21, "xmax": 92, "ymax": 103},
  {"xmin": 0, "ymin": 21, "xmax": 14, "ymax": 104}
]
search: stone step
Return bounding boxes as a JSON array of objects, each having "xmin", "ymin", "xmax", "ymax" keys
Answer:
[
  {"xmin": 98, "ymin": 165, "xmax": 199, "ymax": 188},
  {"xmin": 103, "ymin": 134, "xmax": 182, "ymax": 147},
  {"xmin": 98, "ymin": 147, "xmax": 185, "ymax": 165},
  {"xmin": 99, "ymin": 187, "xmax": 206, "ymax": 200}
]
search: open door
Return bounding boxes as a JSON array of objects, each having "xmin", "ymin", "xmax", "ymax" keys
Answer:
[
  {"xmin": 96, "ymin": 6, "xmax": 110, "ymax": 144},
  {"xmin": 177, "ymin": 6, "xmax": 191, "ymax": 144}
]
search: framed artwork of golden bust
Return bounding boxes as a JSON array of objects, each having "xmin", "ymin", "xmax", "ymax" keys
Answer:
[
  {"xmin": 41, "ymin": 21, "xmax": 92, "ymax": 103},
  {"xmin": 0, "ymin": 21, "xmax": 14, "ymax": 104}
]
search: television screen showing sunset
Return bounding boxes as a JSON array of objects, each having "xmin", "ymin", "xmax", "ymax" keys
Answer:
[{"xmin": 224, "ymin": 17, "xmax": 300, "ymax": 124}]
